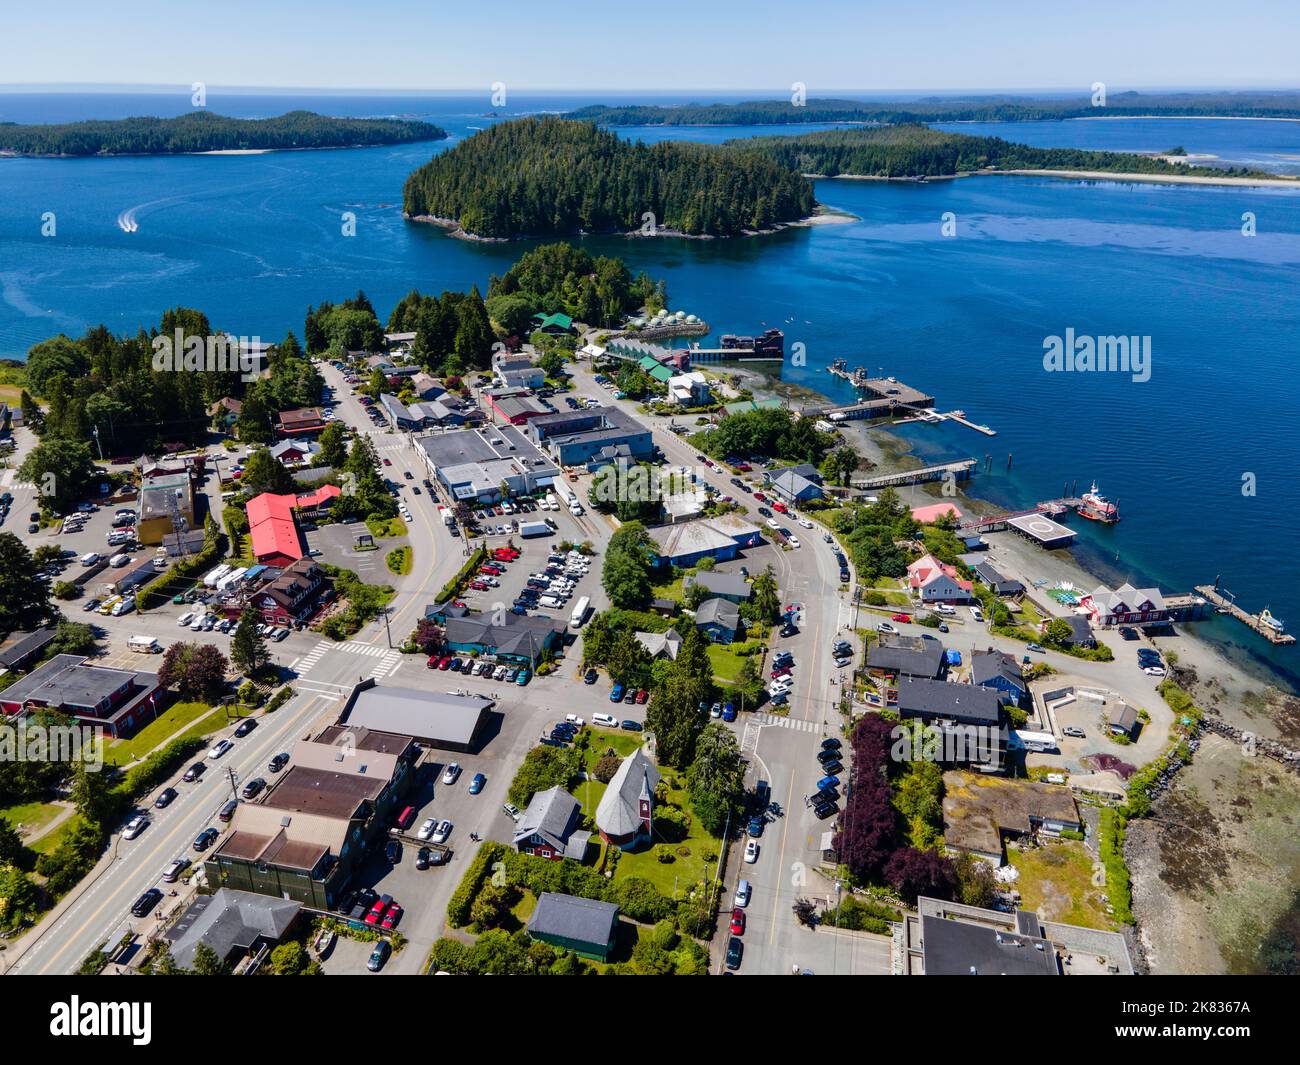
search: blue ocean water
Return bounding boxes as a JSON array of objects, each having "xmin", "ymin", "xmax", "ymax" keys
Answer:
[{"xmin": 1, "ymin": 93, "xmax": 1298, "ymax": 687}]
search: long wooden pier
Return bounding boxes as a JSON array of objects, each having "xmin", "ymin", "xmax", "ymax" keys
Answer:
[
  {"xmin": 1193, "ymin": 584, "xmax": 1295, "ymax": 645},
  {"xmin": 853, "ymin": 458, "xmax": 977, "ymax": 490}
]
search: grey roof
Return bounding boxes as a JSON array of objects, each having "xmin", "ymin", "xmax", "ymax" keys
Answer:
[
  {"xmin": 769, "ymin": 467, "xmax": 822, "ymax": 500},
  {"xmin": 1, "ymin": 654, "xmax": 143, "ymax": 711},
  {"xmin": 526, "ymin": 405, "xmax": 652, "ymax": 454},
  {"xmin": 695, "ymin": 597, "xmax": 740, "ymax": 632},
  {"xmin": 971, "ymin": 650, "xmax": 1027, "ymax": 693},
  {"xmin": 167, "ymin": 888, "xmax": 301, "ymax": 971},
  {"xmin": 444, "ymin": 612, "xmax": 563, "ymax": 661},
  {"xmin": 686, "ymin": 570, "xmax": 752, "ymax": 600},
  {"xmin": 341, "ymin": 685, "xmax": 492, "ymax": 746},
  {"xmin": 0, "ymin": 627, "xmax": 57, "ymax": 669},
  {"xmin": 1111, "ymin": 705, "xmax": 1139, "ymax": 734},
  {"xmin": 972, "ymin": 562, "xmax": 1025, "ymax": 596},
  {"xmin": 513, "ymin": 786, "xmax": 590, "ymax": 859},
  {"xmin": 527, "ymin": 892, "xmax": 619, "ymax": 948},
  {"xmin": 866, "ymin": 635, "xmax": 945, "ymax": 678},
  {"xmin": 897, "ymin": 676, "xmax": 1005, "ymax": 726},
  {"xmin": 596, "ymin": 749, "xmax": 660, "ymax": 838},
  {"xmin": 1061, "ymin": 615, "xmax": 1094, "ymax": 644},
  {"xmin": 919, "ymin": 913, "xmax": 1059, "ymax": 976},
  {"xmin": 635, "ymin": 627, "xmax": 683, "ymax": 660}
]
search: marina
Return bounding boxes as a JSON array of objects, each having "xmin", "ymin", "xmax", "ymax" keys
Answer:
[
  {"xmin": 852, "ymin": 457, "xmax": 977, "ymax": 490},
  {"xmin": 1193, "ymin": 582, "xmax": 1295, "ymax": 645}
]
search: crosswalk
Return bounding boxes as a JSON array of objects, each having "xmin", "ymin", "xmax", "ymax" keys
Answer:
[
  {"xmin": 755, "ymin": 712, "xmax": 822, "ymax": 733},
  {"xmin": 290, "ymin": 640, "xmax": 404, "ymax": 681}
]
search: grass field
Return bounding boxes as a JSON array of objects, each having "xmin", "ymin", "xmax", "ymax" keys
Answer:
[
  {"xmin": 1009, "ymin": 840, "xmax": 1112, "ymax": 929},
  {"xmin": 705, "ymin": 640, "xmax": 760, "ymax": 683},
  {"xmin": 0, "ymin": 800, "xmax": 64, "ymax": 838},
  {"xmin": 28, "ymin": 813, "xmax": 83, "ymax": 856},
  {"xmin": 103, "ymin": 701, "xmax": 217, "ymax": 766}
]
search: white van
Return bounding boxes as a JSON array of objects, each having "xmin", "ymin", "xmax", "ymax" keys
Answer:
[
  {"xmin": 934, "ymin": 603, "xmax": 956, "ymax": 616},
  {"xmin": 80, "ymin": 552, "xmax": 101, "ymax": 567},
  {"xmin": 129, "ymin": 635, "xmax": 161, "ymax": 654},
  {"xmin": 539, "ymin": 595, "xmax": 562, "ymax": 609},
  {"xmin": 109, "ymin": 553, "xmax": 130, "ymax": 568},
  {"xmin": 592, "ymin": 713, "xmax": 619, "ymax": 728},
  {"xmin": 177, "ymin": 611, "xmax": 195, "ymax": 627}
]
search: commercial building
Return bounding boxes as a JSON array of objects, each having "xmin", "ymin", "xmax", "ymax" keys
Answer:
[
  {"xmin": 646, "ymin": 514, "xmax": 762, "ymax": 568},
  {"xmin": 205, "ymin": 724, "xmax": 417, "ymax": 909},
  {"xmin": 335, "ymin": 680, "xmax": 494, "ymax": 753},
  {"xmin": 167, "ymin": 889, "xmax": 303, "ymax": 972},
  {"xmin": 247, "ymin": 558, "xmax": 333, "ymax": 626},
  {"xmin": 910, "ymin": 502, "xmax": 963, "ymax": 524},
  {"xmin": 246, "ymin": 492, "xmax": 306, "ymax": 567},
  {"xmin": 137, "ymin": 474, "xmax": 196, "ymax": 546},
  {"xmin": 525, "ymin": 406, "xmax": 654, "ymax": 467},
  {"xmin": 484, "ymin": 388, "xmax": 552, "ymax": 426},
  {"xmin": 865, "ymin": 634, "xmax": 946, "ymax": 681},
  {"xmin": 665, "ymin": 371, "xmax": 711, "ymax": 406},
  {"xmin": 275, "ymin": 407, "xmax": 327, "ymax": 437},
  {"xmin": 0, "ymin": 654, "xmax": 165, "ymax": 739},
  {"xmin": 493, "ymin": 353, "xmax": 546, "ymax": 390},
  {"xmin": 417, "ymin": 426, "xmax": 560, "ymax": 503},
  {"xmin": 0, "ymin": 627, "xmax": 58, "ymax": 673},
  {"xmin": 901, "ymin": 896, "xmax": 1133, "ymax": 975},
  {"xmin": 1082, "ymin": 583, "xmax": 1170, "ymax": 629},
  {"xmin": 432, "ymin": 608, "xmax": 565, "ymax": 668}
]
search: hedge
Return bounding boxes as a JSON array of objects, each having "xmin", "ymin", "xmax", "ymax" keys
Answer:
[
  {"xmin": 434, "ymin": 545, "xmax": 487, "ymax": 604},
  {"xmin": 447, "ymin": 842, "xmax": 508, "ymax": 928},
  {"xmin": 1098, "ymin": 808, "xmax": 1134, "ymax": 924}
]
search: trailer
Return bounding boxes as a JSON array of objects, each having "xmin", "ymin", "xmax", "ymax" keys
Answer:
[
  {"xmin": 203, "ymin": 564, "xmax": 231, "ymax": 589},
  {"xmin": 518, "ymin": 520, "xmax": 552, "ymax": 539}
]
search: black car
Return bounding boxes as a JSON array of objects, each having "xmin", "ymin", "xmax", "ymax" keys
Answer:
[
  {"xmin": 268, "ymin": 752, "xmax": 290, "ymax": 773},
  {"xmin": 233, "ymin": 718, "xmax": 258, "ymax": 738},
  {"xmin": 779, "ymin": 624, "xmax": 798, "ymax": 638},
  {"xmin": 813, "ymin": 802, "xmax": 839, "ymax": 820},
  {"xmin": 821, "ymin": 738, "xmax": 842, "ymax": 751},
  {"xmin": 820, "ymin": 760, "xmax": 844, "ymax": 776},
  {"xmin": 416, "ymin": 846, "xmax": 433, "ymax": 870},
  {"xmin": 725, "ymin": 936, "xmax": 744, "ymax": 970},
  {"xmin": 181, "ymin": 762, "xmax": 206, "ymax": 783},
  {"xmin": 131, "ymin": 888, "xmax": 164, "ymax": 918},
  {"xmin": 347, "ymin": 888, "xmax": 378, "ymax": 920},
  {"xmin": 811, "ymin": 787, "xmax": 840, "ymax": 806},
  {"xmin": 367, "ymin": 939, "xmax": 391, "ymax": 972},
  {"xmin": 839, "ymin": 570, "xmax": 851, "ymax": 583},
  {"xmin": 241, "ymin": 777, "xmax": 266, "ymax": 800},
  {"xmin": 154, "ymin": 787, "xmax": 178, "ymax": 809},
  {"xmin": 385, "ymin": 839, "xmax": 402, "ymax": 864},
  {"xmin": 584, "ymin": 669, "xmax": 598, "ymax": 684},
  {"xmin": 193, "ymin": 827, "xmax": 220, "ymax": 851},
  {"xmin": 620, "ymin": 719, "xmax": 643, "ymax": 731},
  {"xmin": 816, "ymin": 748, "xmax": 841, "ymax": 764}
]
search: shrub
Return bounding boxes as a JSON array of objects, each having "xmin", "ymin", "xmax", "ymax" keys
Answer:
[{"xmin": 447, "ymin": 842, "xmax": 508, "ymax": 928}]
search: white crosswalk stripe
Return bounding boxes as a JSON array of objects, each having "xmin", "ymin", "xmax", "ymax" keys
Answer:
[
  {"xmin": 295, "ymin": 639, "xmax": 403, "ymax": 681},
  {"xmin": 757, "ymin": 713, "xmax": 819, "ymax": 732}
]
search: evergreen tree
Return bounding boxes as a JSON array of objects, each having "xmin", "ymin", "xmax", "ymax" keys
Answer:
[{"xmin": 231, "ymin": 608, "xmax": 269, "ymax": 675}]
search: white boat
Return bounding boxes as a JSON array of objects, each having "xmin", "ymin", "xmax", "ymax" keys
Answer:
[{"xmin": 1260, "ymin": 608, "xmax": 1285, "ymax": 633}]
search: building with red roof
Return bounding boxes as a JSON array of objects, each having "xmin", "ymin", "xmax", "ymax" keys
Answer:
[
  {"xmin": 247, "ymin": 493, "xmax": 306, "ymax": 567},
  {"xmin": 910, "ymin": 502, "xmax": 963, "ymax": 524},
  {"xmin": 907, "ymin": 552, "xmax": 974, "ymax": 605}
]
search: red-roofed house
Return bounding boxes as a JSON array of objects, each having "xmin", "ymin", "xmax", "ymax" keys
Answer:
[
  {"xmin": 910, "ymin": 502, "xmax": 963, "ymax": 524},
  {"xmin": 294, "ymin": 484, "xmax": 341, "ymax": 516},
  {"xmin": 247, "ymin": 493, "xmax": 306, "ymax": 567},
  {"xmin": 907, "ymin": 552, "xmax": 974, "ymax": 604}
]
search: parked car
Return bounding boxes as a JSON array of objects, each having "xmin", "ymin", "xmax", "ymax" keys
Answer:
[
  {"xmin": 730, "ymin": 909, "xmax": 746, "ymax": 936},
  {"xmin": 608, "ymin": 684, "xmax": 624, "ymax": 702},
  {"xmin": 469, "ymin": 773, "xmax": 486, "ymax": 794},
  {"xmin": 154, "ymin": 787, "xmax": 177, "ymax": 809},
  {"xmin": 431, "ymin": 819, "xmax": 453, "ymax": 844},
  {"xmin": 268, "ymin": 752, "xmax": 290, "ymax": 773},
  {"xmin": 367, "ymin": 939, "xmax": 391, "ymax": 972},
  {"xmin": 442, "ymin": 762, "xmax": 462, "ymax": 785},
  {"xmin": 122, "ymin": 814, "xmax": 149, "ymax": 840},
  {"xmin": 161, "ymin": 857, "xmax": 191, "ymax": 883},
  {"xmin": 733, "ymin": 879, "xmax": 752, "ymax": 908},
  {"xmin": 193, "ymin": 827, "xmax": 219, "ymax": 851},
  {"xmin": 744, "ymin": 839, "xmax": 760, "ymax": 864},
  {"xmin": 131, "ymin": 888, "xmax": 164, "ymax": 918},
  {"xmin": 1063, "ymin": 726, "xmax": 1086, "ymax": 738},
  {"xmin": 417, "ymin": 817, "xmax": 438, "ymax": 841},
  {"xmin": 620, "ymin": 719, "xmax": 643, "ymax": 732},
  {"xmin": 182, "ymin": 762, "xmax": 206, "ymax": 783},
  {"xmin": 241, "ymin": 777, "xmax": 266, "ymax": 800}
]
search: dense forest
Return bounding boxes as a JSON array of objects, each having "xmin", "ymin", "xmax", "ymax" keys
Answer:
[
  {"xmin": 737, "ymin": 124, "xmax": 1280, "ymax": 179},
  {"xmin": 0, "ymin": 110, "xmax": 446, "ymax": 156},
  {"xmin": 567, "ymin": 91, "xmax": 1300, "ymax": 126},
  {"xmin": 402, "ymin": 116, "xmax": 816, "ymax": 238}
]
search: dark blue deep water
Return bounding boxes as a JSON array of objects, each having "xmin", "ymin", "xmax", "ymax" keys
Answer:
[{"xmin": 2, "ymin": 93, "xmax": 1298, "ymax": 687}]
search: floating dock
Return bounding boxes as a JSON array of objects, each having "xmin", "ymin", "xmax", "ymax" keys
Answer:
[{"xmin": 1193, "ymin": 583, "xmax": 1295, "ymax": 645}]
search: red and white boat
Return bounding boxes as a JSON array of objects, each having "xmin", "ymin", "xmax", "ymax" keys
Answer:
[{"xmin": 1077, "ymin": 482, "xmax": 1119, "ymax": 523}]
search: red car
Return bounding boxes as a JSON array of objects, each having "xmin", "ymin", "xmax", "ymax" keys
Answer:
[
  {"xmin": 751, "ymin": 490, "xmax": 764, "ymax": 500},
  {"xmin": 437, "ymin": 656, "xmax": 453, "ymax": 671},
  {"xmin": 381, "ymin": 903, "xmax": 404, "ymax": 931},
  {"xmin": 730, "ymin": 909, "xmax": 746, "ymax": 935},
  {"xmin": 771, "ymin": 666, "xmax": 792, "ymax": 679},
  {"xmin": 735, "ymin": 462, "xmax": 752, "ymax": 472},
  {"xmin": 382, "ymin": 458, "xmax": 392, "ymax": 466},
  {"xmin": 891, "ymin": 613, "xmax": 912, "ymax": 623},
  {"xmin": 364, "ymin": 899, "xmax": 388, "ymax": 926},
  {"xmin": 468, "ymin": 580, "xmax": 488, "ymax": 591},
  {"xmin": 426, "ymin": 655, "xmax": 441, "ymax": 669},
  {"xmin": 479, "ymin": 565, "xmax": 502, "ymax": 575},
  {"xmin": 773, "ymin": 502, "xmax": 788, "ymax": 514},
  {"xmin": 636, "ymin": 689, "xmax": 649, "ymax": 705}
]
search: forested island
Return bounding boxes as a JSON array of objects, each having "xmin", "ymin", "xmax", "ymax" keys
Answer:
[
  {"xmin": 566, "ymin": 91, "xmax": 1300, "ymax": 126},
  {"xmin": 402, "ymin": 116, "xmax": 815, "ymax": 238},
  {"xmin": 737, "ymin": 124, "xmax": 1281, "ymax": 180},
  {"xmin": 0, "ymin": 110, "xmax": 446, "ymax": 156}
]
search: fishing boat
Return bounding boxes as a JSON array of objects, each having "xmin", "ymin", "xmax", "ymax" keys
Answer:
[
  {"xmin": 1077, "ymin": 481, "xmax": 1120, "ymax": 523},
  {"xmin": 1260, "ymin": 608, "xmax": 1286, "ymax": 633}
]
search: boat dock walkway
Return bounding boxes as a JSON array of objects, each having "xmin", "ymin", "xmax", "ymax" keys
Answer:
[
  {"xmin": 853, "ymin": 458, "xmax": 977, "ymax": 490},
  {"xmin": 1193, "ymin": 584, "xmax": 1295, "ymax": 645},
  {"xmin": 956, "ymin": 499, "xmax": 1075, "ymax": 533}
]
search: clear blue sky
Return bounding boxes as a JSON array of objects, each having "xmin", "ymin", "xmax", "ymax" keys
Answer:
[{"xmin": 2, "ymin": 0, "xmax": 1297, "ymax": 92}]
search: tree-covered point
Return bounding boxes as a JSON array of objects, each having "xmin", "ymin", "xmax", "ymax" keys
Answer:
[
  {"xmin": 738, "ymin": 124, "xmax": 1280, "ymax": 180},
  {"xmin": 402, "ymin": 116, "xmax": 816, "ymax": 238},
  {"xmin": 566, "ymin": 91, "xmax": 1300, "ymax": 126},
  {"xmin": 691, "ymin": 406, "xmax": 834, "ymax": 467},
  {"xmin": 0, "ymin": 110, "xmax": 446, "ymax": 157}
]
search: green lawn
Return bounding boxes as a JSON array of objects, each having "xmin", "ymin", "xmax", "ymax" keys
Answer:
[
  {"xmin": 103, "ymin": 701, "xmax": 217, "ymax": 766},
  {"xmin": 706, "ymin": 640, "xmax": 761, "ymax": 683},
  {"xmin": 365, "ymin": 516, "xmax": 407, "ymax": 539},
  {"xmin": 606, "ymin": 768, "xmax": 723, "ymax": 900},
  {"xmin": 0, "ymin": 800, "xmax": 64, "ymax": 838},
  {"xmin": 1009, "ymin": 840, "xmax": 1113, "ymax": 930},
  {"xmin": 28, "ymin": 813, "xmax": 83, "ymax": 856},
  {"xmin": 649, "ymin": 574, "xmax": 685, "ymax": 603}
]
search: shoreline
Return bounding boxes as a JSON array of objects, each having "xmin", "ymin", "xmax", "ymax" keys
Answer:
[{"xmin": 808, "ymin": 168, "xmax": 1299, "ymax": 190}]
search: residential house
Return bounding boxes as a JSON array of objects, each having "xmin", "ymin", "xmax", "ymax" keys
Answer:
[
  {"xmin": 971, "ymin": 562, "xmax": 1025, "ymax": 598},
  {"xmin": 269, "ymin": 439, "xmax": 321, "ymax": 467},
  {"xmin": 512, "ymin": 786, "xmax": 591, "ymax": 861},
  {"xmin": 409, "ymin": 372, "xmax": 443, "ymax": 400},
  {"xmin": 940, "ymin": 770, "xmax": 1083, "ymax": 865},
  {"xmin": 896, "ymin": 676, "xmax": 1008, "ymax": 770},
  {"xmin": 531, "ymin": 312, "xmax": 574, "ymax": 335},
  {"xmin": 907, "ymin": 553, "xmax": 974, "ymax": 604},
  {"xmin": 209, "ymin": 396, "xmax": 243, "ymax": 429},
  {"xmin": 493, "ymin": 353, "xmax": 546, "ymax": 390},
  {"xmin": 865, "ymin": 634, "xmax": 946, "ymax": 681},
  {"xmin": 1051, "ymin": 615, "xmax": 1096, "ymax": 649},
  {"xmin": 275, "ymin": 407, "xmax": 326, "ymax": 438},
  {"xmin": 766, "ymin": 463, "xmax": 824, "ymax": 505},
  {"xmin": 684, "ymin": 571, "xmax": 752, "ymax": 604},
  {"xmin": 595, "ymin": 749, "xmax": 660, "ymax": 850},
  {"xmin": 694, "ymin": 598, "xmax": 742, "ymax": 644},
  {"xmin": 526, "ymin": 893, "xmax": 619, "ymax": 962},
  {"xmin": 0, "ymin": 627, "xmax": 58, "ymax": 674},
  {"xmin": 1109, "ymin": 704, "xmax": 1140, "ymax": 738},
  {"xmin": 251, "ymin": 559, "xmax": 332, "ymax": 626},
  {"xmin": 634, "ymin": 627, "xmax": 683, "ymax": 661},
  {"xmin": 971, "ymin": 649, "xmax": 1029, "ymax": 709}
]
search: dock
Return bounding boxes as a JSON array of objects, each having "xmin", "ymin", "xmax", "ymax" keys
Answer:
[
  {"xmin": 853, "ymin": 458, "xmax": 977, "ymax": 490},
  {"xmin": 956, "ymin": 500, "xmax": 1073, "ymax": 534},
  {"xmin": 1193, "ymin": 584, "xmax": 1295, "ymax": 645}
]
